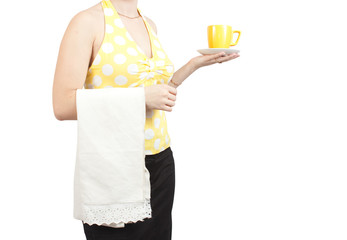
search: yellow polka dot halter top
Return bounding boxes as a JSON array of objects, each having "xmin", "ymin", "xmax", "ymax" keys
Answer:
[{"xmin": 84, "ymin": 0, "xmax": 175, "ymax": 155}]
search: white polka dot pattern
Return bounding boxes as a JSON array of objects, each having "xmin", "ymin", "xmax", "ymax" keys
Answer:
[
  {"xmin": 154, "ymin": 118, "xmax": 160, "ymax": 128},
  {"xmin": 145, "ymin": 129, "xmax": 155, "ymax": 140},
  {"xmin": 114, "ymin": 19, "xmax": 124, "ymax": 28},
  {"xmin": 114, "ymin": 54, "xmax": 127, "ymax": 64},
  {"xmin": 84, "ymin": 0, "xmax": 175, "ymax": 155},
  {"xmin": 104, "ymin": 8, "xmax": 114, "ymax": 16},
  {"xmin": 156, "ymin": 60, "xmax": 165, "ymax": 67},
  {"xmin": 106, "ymin": 24, "xmax": 114, "ymax": 33},
  {"xmin": 114, "ymin": 36, "xmax": 126, "ymax": 45},
  {"xmin": 157, "ymin": 51, "xmax": 166, "ymax": 59},
  {"xmin": 102, "ymin": 42, "xmax": 114, "ymax": 54},
  {"xmin": 145, "ymin": 150, "xmax": 153, "ymax": 155},
  {"xmin": 166, "ymin": 65, "xmax": 174, "ymax": 73},
  {"xmin": 154, "ymin": 138, "xmax": 160, "ymax": 150},
  {"xmin": 127, "ymin": 64, "xmax": 139, "ymax": 75},
  {"xmin": 102, "ymin": 64, "xmax": 113, "ymax": 75},
  {"xmin": 127, "ymin": 47, "xmax": 138, "ymax": 56},
  {"xmin": 93, "ymin": 75, "xmax": 102, "ymax": 86},
  {"xmin": 114, "ymin": 75, "xmax": 128, "ymax": 85}
]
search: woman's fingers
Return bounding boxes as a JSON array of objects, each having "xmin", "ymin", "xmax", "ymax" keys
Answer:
[
  {"xmin": 216, "ymin": 53, "xmax": 240, "ymax": 63},
  {"xmin": 205, "ymin": 52, "xmax": 226, "ymax": 62},
  {"xmin": 167, "ymin": 93, "xmax": 176, "ymax": 101},
  {"xmin": 167, "ymin": 85, "xmax": 177, "ymax": 95},
  {"xmin": 163, "ymin": 105, "xmax": 173, "ymax": 112},
  {"xmin": 206, "ymin": 52, "xmax": 239, "ymax": 64},
  {"xmin": 164, "ymin": 99, "xmax": 175, "ymax": 107},
  {"xmin": 192, "ymin": 51, "xmax": 240, "ymax": 69}
]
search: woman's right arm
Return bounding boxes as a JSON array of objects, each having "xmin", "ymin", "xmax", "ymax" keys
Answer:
[
  {"xmin": 52, "ymin": 10, "xmax": 95, "ymax": 121},
  {"xmin": 53, "ymin": 10, "xmax": 177, "ymax": 120}
]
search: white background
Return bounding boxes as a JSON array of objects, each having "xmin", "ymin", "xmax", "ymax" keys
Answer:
[{"xmin": 1, "ymin": 0, "xmax": 346, "ymax": 239}]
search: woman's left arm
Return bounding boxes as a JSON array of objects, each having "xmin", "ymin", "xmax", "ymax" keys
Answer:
[
  {"xmin": 144, "ymin": 16, "xmax": 240, "ymax": 89},
  {"xmin": 168, "ymin": 52, "xmax": 240, "ymax": 88}
]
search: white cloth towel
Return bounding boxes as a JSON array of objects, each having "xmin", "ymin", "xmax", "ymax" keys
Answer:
[{"xmin": 73, "ymin": 87, "xmax": 152, "ymax": 228}]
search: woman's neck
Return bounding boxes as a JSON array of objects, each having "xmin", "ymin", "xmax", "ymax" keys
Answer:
[{"xmin": 110, "ymin": 0, "xmax": 139, "ymax": 16}]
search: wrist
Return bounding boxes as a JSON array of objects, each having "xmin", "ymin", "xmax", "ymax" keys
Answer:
[{"xmin": 169, "ymin": 78, "xmax": 180, "ymax": 88}]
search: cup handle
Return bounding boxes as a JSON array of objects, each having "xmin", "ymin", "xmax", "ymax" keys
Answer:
[{"xmin": 230, "ymin": 30, "xmax": 241, "ymax": 46}]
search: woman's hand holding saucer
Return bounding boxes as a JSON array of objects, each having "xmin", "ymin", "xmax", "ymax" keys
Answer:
[{"xmin": 190, "ymin": 52, "xmax": 240, "ymax": 70}]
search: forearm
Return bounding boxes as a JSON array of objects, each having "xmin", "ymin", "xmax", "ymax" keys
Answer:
[
  {"xmin": 168, "ymin": 52, "xmax": 239, "ymax": 88},
  {"xmin": 168, "ymin": 60, "xmax": 198, "ymax": 88},
  {"xmin": 54, "ymin": 60, "xmax": 199, "ymax": 120}
]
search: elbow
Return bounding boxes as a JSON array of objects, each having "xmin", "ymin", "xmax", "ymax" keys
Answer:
[
  {"xmin": 52, "ymin": 88, "xmax": 78, "ymax": 121},
  {"xmin": 52, "ymin": 99, "xmax": 68, "ymax": 121},
  {"xmin": 53, "ymin": 90, "xmax": 65, "ymax": 121},
  {"xmin": 53, "ymin": 102, "xmax": 76, "ymax": 121},
  {"xmin": 53, "ymin": 106, "xmax": 65, "ymax": 121},
  {"xmin": 55, "ymin": 113, "xmax": 65, "ymax": 121}
]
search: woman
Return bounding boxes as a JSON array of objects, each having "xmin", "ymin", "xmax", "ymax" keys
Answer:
[{"xmin": 52, "ymin": 0, "xmax": 239, "ymax": 239}]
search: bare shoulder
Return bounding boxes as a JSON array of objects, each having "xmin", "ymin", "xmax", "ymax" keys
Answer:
[
  {"xmin": 64, "ymin": 2, "xmax": 103, "ymax": 40},
  {"xmin": 144, "ymin": 16, "xmax": 157, "ymax": 34}
]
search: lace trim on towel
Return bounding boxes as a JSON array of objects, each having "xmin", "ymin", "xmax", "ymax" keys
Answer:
[{"xmin": 82, "ymin": 198, "xmax": 152, "ymax": 226}]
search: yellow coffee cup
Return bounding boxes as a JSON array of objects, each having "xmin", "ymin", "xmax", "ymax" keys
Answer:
[{"xmin": 208, "ymin": 25, "xmax": 241, "ymax": 48}]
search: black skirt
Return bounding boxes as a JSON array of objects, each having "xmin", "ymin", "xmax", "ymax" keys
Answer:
[{"xmin": 82, "ymin": 146, "xmax": 175, "ymax": 240}]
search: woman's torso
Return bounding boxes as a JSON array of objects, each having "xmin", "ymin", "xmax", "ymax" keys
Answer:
[{"xmin": 84, "ymin": 0, "xmax": 175, "ymax": 155}]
